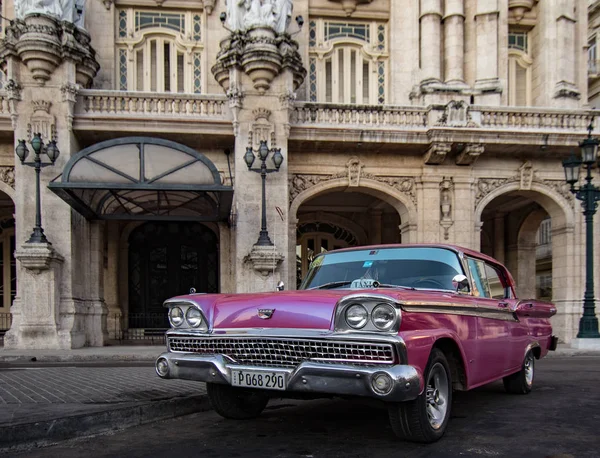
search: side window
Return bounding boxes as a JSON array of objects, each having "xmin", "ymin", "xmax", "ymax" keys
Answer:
[
  {"xmin": 467, "ymin": 258, "xmax": 491, "ymax": 298},
  {"xmin": 484, "ymin": 264, "xmax": 506, "ymax": 300}
]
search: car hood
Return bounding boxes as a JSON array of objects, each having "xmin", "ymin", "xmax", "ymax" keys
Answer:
[{"xmin": 169, "ymin": 288, "xmax": 463, "ymax": 331}]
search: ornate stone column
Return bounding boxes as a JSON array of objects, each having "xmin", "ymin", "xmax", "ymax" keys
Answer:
[
  {"xmin": 444, "ymin": 0, "xmax": 467, "ymax": 88},
  {"xmin": 419, "ymin": 0, "xmax": 443, "ymax": 86},
  {"xmin": 473, "ymin": 0, "xmax": 502, "ymax": 103},
  {"xmin": 0, "ymin": 11, "xmax": 102, "ymax": 349},
  {"xmin": 212, "ymin": 8, "xmax": 306, "ymax": 293}
]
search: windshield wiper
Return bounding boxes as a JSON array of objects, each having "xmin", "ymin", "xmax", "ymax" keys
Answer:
[{"xmin": 308, "ymin": 281, "xmax": 354, "ymax": 290}]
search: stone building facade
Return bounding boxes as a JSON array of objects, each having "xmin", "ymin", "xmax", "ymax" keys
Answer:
[{"xmin": 0, "ymin": 0, "xmax": 598, "ymax": 349}]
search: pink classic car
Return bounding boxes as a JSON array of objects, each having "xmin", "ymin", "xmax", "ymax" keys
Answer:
[{"xmin": 156, "ymin": 244, "xmax": 558, "ymax": 443}]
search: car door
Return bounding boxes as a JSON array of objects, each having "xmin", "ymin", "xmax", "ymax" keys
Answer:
[{"xmin": 466, "ymin": 258, "xmax": 513, "ymax": 384}]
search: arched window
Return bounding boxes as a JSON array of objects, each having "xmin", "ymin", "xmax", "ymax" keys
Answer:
[
  {"xmin": 508, "ymin": 31, "xmax": 532, "ymax": 106},
  {"xmin": 309, "ymin": 20, "xmax": 387, "ymax": 104},
  {"xmin": 116, "ymin": 9, "xmax": 204, "ymax": 93}
]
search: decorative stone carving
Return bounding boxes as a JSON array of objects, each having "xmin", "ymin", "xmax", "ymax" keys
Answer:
[
  {"xmin": 249, "ymin": 108, "xmax": 274, "ymax": 148},
  {"xmin": 246, "ymin": 244, "xmax": 284, "ymax": 276},
  {"xmin": 424, "ymin": 142, "xmax": 451, "ymax": 165},
  {"xmin": 226, "ymin": 83, "xmax": 244, "ymax": 136},
  {"xmin": 542, "ymin": 180, "xmax": 574, "ymax": 206},
  {"xmin": 4, "ymin": 80, "xmax": 23, "ymax": 129},
  {"xmin": 456, "ymin": 144, "xmax": 484, "ymax": 166},
  {"xmin": 346, "ymin": 157, "xmax": 363, "ymax": 187},
  {"xmin": 554, "ymin": 81, "xmax": 581, "ymax": 101},
  {"xmin": 328, "ymin": 0, "xmax": 373, "ymax": 16},
  {"xmin": 212, "ymin": 24, "xmax": 306, "ymax": 94},
  {"xmin": 0, "ymin": 14, "xmax": 100, "ymax": 87},
  {"xmin": 508, "ymin": 0, "xmax": 535, "ymax": 23},
  {"xmin": 475, "ymin": 178, "xmax": 510, "ymax": 208},
  {"xmin": 60, "ymin": 82, "xmax": 79, "ymax": 131},
  {"xmin": 0, "ymin": 167, "xmax": 16, "ymax": 189},
  {"xmin": 440, "ymin": 178, "xmax": 454, "ymax": 241},
  {"xmin": 204, "ymin": 0, "xmax": 216, "ymax": 14},
  {"xmin": 437, "ymin": 100, "xmax": 476, "ymax": 128},
  {"xmin": 27, "ymin": 100, "xmax": 56, "ymax": 143},
  {"xmin": 289, "ymin": 173, "xmax": 417, "ymax": 208},
  {"xmin": 519, "ymin": 161, "xmax": 534, "ymax": 190}
]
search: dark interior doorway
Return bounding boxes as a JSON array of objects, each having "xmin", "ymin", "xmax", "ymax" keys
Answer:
[{"xmin": 128, "ymin": 222, "xmax": 219, "ymax": 328}]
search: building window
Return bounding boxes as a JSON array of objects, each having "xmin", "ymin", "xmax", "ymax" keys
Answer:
[
  {"xmin": 309, "ymin": 19, "xmax": 388, "ymax": 105},
  {"xmin": 508, "ymin": 30, "xmax": 532, "ymax": 106},
  {"xmin": 116, "ymin": 8, "xmax": 204, "ymax": 93},
  {"xmin": 589, "ymin": 38, "xmax": 598, "ymax": 74},
  {"xmin": 0, "ymin": 219, "xmax": 16, "ymax": 310}
]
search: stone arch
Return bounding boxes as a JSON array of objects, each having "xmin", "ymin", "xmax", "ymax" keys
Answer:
[
  {"xmin": 475, "ymin": 181, "xmax": 573, "ymax": 232},
  {"xmin": 0, "ymin": 181, "xmax": 15, "ymax": 203},
  {"xmin": 290, "ymin": 177, "xmax": 418, "ymax": 237},
  {"xmin": 474, "ymin": 180, "xmax": 576, "ymax": 342}
]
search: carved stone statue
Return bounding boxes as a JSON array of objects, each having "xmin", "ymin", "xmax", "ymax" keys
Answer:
[
  {"xmin": 273, "ymin": 0, "xmax": 293, "ymax": 34},
  {"xmin": 15, "ymin": 0, "xmax": 86, "ymax": 28},
  {"xmin": 15, "ymin": 0, "xmax": 62, "ymax": 19},
  {"xmin": 225, "ymin": 0, "xmax": 248, "ymax": 31},
  {"xmin": 244, "ymin": 0, "xmax": 275, "ymax": 30}
]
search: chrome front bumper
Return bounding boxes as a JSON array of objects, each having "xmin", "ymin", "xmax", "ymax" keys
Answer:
[{"xmin": 155, "ymin": 352, "xmax": 423, "ymax": 402}]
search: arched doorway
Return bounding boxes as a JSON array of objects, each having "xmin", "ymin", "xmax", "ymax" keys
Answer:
[
  {"xmin": 294, "ymin": 189, "xmax": 403, "ymax": 287},
  {"xmin": 128, "ymin": 222, "xmax": 218, "ymax": 328}
]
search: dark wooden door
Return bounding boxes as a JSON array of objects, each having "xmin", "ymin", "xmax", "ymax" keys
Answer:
[{"xmin": 128, "ymin": 222, "xmax": 218, "ymax": 328}]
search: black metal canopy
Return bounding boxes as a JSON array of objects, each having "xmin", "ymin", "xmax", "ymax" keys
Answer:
[{"xmin": 49, "ymin": 137, "xmax": 233, "ymax": 222}]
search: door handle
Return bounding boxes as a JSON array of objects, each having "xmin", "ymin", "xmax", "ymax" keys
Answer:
[{"xmin": 498, "ymin": 301, "xmax": 509, "ymax": 308}]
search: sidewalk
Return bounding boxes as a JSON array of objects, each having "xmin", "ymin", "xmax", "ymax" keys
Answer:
[{"xmin": 0, "ymin": 345, "xmax": 209, "ymax": 453}]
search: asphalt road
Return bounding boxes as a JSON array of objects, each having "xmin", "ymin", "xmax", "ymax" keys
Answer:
[{"xmin": 9, "ymin": 356, "xmax": 600, "ymax": 458}]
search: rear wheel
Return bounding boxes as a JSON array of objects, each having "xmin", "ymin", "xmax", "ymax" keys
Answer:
[
  {"xmin": 388, "ymin": 348, "xmax": 452, "ymax": 443},
  {"xmin": 207, "ymin": 383, "xmax": 269, "ymax": 419},
  {"xmin": 503, "ymin": 350, "xmax": 534, "ymax": 394}
]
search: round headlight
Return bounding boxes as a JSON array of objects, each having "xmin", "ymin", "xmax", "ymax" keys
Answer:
[
  {"xmin": 372, "ymin": 303, "xmax": 396, "ymax": 331},
  {"xmin": 169, "ymin": 307, "xmax": 184, "ymax": 327},
  {"xmin": 345, "ymin": 304, "xmax": 368, "ymax": 329},
  {"xmin": 185, "ymin": 307, "xmax": 203, "ymax": 328}
]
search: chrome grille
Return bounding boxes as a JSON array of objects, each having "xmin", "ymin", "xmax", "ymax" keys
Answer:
[{"xmin": 168, "ymin": 336, "xmax": 395, "ymax": 368}]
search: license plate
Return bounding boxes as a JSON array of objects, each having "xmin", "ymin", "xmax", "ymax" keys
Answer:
[{"xmin": 231, "ymin": 369, "xmax": 287, "ymax": 391}]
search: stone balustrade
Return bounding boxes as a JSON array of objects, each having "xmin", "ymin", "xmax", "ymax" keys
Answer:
[
  {"xmin": 474, "ymin": 106, "xmax": 593, "ymax": 131},
  {"xmin": 291, "ymin": 103, "xmax": 428, "ymax": 128},
  {"xmin": 0, "ymin": 92, "xmax": 12, "ymax": 116},
  {"xmin": 77, "ymin": 90, "xmax": 230, "ymax": 118}
]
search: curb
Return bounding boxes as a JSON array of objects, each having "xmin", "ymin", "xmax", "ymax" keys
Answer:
[
  {"xmin": 0, "ymin": 354, "xmax": 158, "ymax": 363},
  {"xmin": 0, "ymin": 394, "xmax": 211, "ymax": 453}
]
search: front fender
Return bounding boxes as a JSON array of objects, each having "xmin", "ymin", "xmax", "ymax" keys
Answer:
[{"xmin": 400, "ymin": 329, "xmax": 470, "ymax": 389}]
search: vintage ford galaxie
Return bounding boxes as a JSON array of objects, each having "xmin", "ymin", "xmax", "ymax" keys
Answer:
[{"xmin": 156, "ymin": 244, "xmax": 558, "ymax": 442}]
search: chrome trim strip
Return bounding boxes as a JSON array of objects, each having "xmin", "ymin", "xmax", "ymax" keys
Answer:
[
  {"xmin": 156, "ymin": 352, "xmax": 422, "ymax": 402},
  {"xmin": 401, "ymin": 301, "xmax": 518, "ymax": 322},
  {"xmin": 165, "ymin": 328, "xmax": 409, "ymax": 364}
]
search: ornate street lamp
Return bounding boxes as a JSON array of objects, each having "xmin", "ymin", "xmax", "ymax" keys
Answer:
[
  {"xmin": 562, "ymin": 122, "xmax": 600, "ymax": 339},
  {"xmin": 244, "ymin": 140, "xmax": 283, "ymax": 246},
  {"xmin": 15, "ymin": 133, "xmax": 60, "ymax": 244}
]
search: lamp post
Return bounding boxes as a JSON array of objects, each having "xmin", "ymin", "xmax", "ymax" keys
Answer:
[
  {"xmin": 562, "ymin": 123, "xmax": 600, "ymax": 339},
  {"xmin": 244, "ymin": 140, "xmax": 284, "ymax": 246},
  {"xmin": 15, "ymin": 133, "xmax": 60, "ymax": 244}
]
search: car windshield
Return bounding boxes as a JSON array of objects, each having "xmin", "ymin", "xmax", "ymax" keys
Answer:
[{"xmin": 300, "ymin": 246, "xmax": 465, "ymax": 291}]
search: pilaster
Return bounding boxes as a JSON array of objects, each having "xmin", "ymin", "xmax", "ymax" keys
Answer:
[{"xmin": 473, "ymin": 0, "xmax": 502, "ymax": 104}]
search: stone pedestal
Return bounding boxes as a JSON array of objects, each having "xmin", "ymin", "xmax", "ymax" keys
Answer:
[
  {"xmin": 4, "ymin": 243, "xmax": 67, "ymax": 349},
  {"xmin": 247, "ymin": 244, "xmax": 284, "ymax": 276}
]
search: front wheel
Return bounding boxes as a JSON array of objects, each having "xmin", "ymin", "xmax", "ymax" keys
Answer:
[
  {"xmin": 503, "ymin": 350, "xmax": 534, "ymax": 394},
  {"xmin": 207, "ymin": 383, "xmax": 269, "ymax": 419},
  {"xmin": 388, "ymin": 348, "xmax": 453, "ymax": 443}
]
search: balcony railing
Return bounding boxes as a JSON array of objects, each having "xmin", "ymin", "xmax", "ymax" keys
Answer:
[
  {"xmin": 77, "ymin": 90, "xmax": 230, "ymax": 119},
  {"xmin": 473, "ymin": 106, "xmax": 591, "ymax": 131},
  {"xmin": 292, "ymin": 103, "xmax": 428, "ymax": 128}
]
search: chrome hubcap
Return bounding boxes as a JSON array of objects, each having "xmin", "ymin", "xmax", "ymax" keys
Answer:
[
  {"xmin": 425, "ymin": 362, "xmax": 449, "ymax": 430},
  {"xmin": 524, "ymin": 354, "xmax": 534, "ymax": 386}
]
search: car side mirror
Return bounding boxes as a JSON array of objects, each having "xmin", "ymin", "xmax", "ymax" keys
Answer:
[
  {"xmin": 452, "ymin": 274, "xmax": 469, "ymax": 292},
  {"xmin": 276, "ymin": 281, "xmax": 284, "ymax": 291}
]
